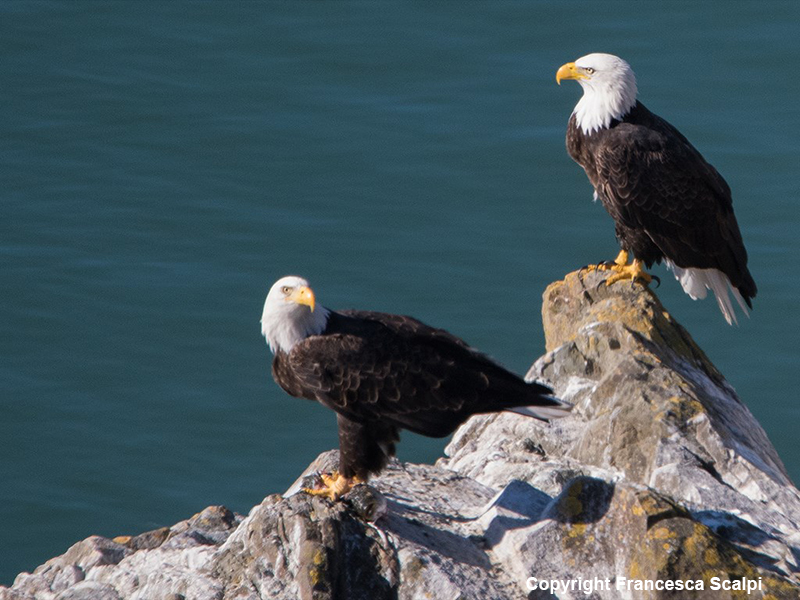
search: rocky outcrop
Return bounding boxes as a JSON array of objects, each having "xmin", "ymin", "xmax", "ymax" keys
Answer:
[
  {"xmin": 443, "ymin": 271, "xmax": 800, "ymax": 598},
  {"xmin": 4, "ymin": 270, "xmax": 799, "ymax": 600}
]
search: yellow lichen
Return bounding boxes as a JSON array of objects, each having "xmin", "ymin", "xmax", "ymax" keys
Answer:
[
  {"xmin": 652, "ymin": 527, "xmax": 674, "ymax": 540},
  {"xmin": 704, "ymin": 547, "xmax": 720, "ymax": 566},
  {"xmin": 307, "ymin": 547, "xmax": 329, "ymax": 588},
  {"xmin": 568, "ymin": 523, "xmax": 587, "ymax": 537},
  {"xmin": 629, "ymin": 559, "xmax": 641, "ymax": 580}
]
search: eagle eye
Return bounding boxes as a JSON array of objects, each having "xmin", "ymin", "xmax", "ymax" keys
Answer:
[
  {"xmin": 281, "ymin": 286, "xmax": 292, "ymax": 295},
  {"xmin": 585, "ymin": 67, "xmax": 595, "ymax": 74}
]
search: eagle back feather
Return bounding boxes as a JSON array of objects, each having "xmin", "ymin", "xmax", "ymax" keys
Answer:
[{"xmin": 273, "ymin": 310, "xmax": 559, "ymax": 438}]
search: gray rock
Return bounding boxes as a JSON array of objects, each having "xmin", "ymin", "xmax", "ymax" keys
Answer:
[
  {"xmin": 3, "ymin": 270, "xmax": 799, "ymax": 599},
  {"xmin": 55, "ymin": 582, "xmax": 120, "ymax": 600},
  {"xmin": 444, "ymin": 271, "xmax": 800, "ymax": 592}
]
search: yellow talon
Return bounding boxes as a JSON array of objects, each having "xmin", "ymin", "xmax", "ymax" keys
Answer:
[
  {"xmin": 583, "ymin": 250, "xmax": 628, "ymax": 272},
  {"xmin": 600, "ymin": 250, "xmax": 653, "ymax": 287},
  {"xmin": 302, "ymin": 471, "xmax": 363, "ymax": 501},
  {"xmin": 603, "ymin": 259, "xmax": 653, "ymax": 286},
  {"xmin": 319, "ymin": 471, "xmax": 339, "ymax": 487},
  {"xmin": 583, "ymin": 251, "xmax": 653, "ymax": 287}
]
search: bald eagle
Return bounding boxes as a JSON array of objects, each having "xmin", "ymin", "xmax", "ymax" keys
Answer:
[
  {"xmin": 261, "ymin": 276, "xmax": 571, "ymax": 500},
  {"xmin": 556, "ymin": 53, "xmax": 756, "ymax": 325}
]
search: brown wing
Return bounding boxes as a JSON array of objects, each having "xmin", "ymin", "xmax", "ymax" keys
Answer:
[
  {"xmin": 282, "ymin": 310, "xmax": 558, "ymax": 438},
  {"xmin": 592, "ymin": 105, "xmax": 756, "ymax": 302}
]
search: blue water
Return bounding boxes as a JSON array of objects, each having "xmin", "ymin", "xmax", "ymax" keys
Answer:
[{"xmin": 2, "ymin": 1, "xmax": 799, "ymax": 584}]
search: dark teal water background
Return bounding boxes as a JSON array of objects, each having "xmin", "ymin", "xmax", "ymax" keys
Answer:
[{"xmin": 2, "ymin": 1, "xmax": 798, "ymax": 583}]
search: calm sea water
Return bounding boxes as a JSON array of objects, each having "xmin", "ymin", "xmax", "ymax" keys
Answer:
[{"xmin": 2, "ymin": 1, "xmax": 799, "ymax": 583}]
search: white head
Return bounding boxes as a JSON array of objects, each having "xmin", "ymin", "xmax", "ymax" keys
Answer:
[
  {"xmin": 261, "ymin": 275, "xmax": 330, "ymax": 354},
  {"xmin": 556, "ymin": 53, "xmax": 638, "ymax": 135}
]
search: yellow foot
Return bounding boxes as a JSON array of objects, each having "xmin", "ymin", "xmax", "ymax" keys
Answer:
[
  {"xmin": 303, "ymin": 471, "xmax": 363, "ymax": 501},
  {"xmin": 600, "ymin": 258, "xmax": 653, "ymax": 287},
  {"xmin": 582, "ymin": 249, "xmax": 629, "ymax": 273},
  {"xmin": 581, "ymin": 250, "xmax": 655, "ymax": 287}
]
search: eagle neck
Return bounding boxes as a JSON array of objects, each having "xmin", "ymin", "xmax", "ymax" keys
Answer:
[
  {"xmin": 573, "ymin": 83, "xmax": 637, "ymax": 136},
  {"xmin": 263, "ymin": 306, "xmax": 330, "ymax": 355}
]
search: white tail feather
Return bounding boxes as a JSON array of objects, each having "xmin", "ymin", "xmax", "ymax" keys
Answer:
[
  {"xmin": 506, "ymin": 396, "xmax": 573, "ymax": 421},
  {"xmin": 665, "ymin": 261, "xmax": 749, "ymax": 326}
]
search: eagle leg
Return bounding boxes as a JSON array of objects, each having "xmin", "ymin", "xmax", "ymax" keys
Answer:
[
  {"xmin": 303, "ymin": 471, "xmax": 363, "ymax": 501},
  {"xmin": 607, "ymin": 249, "xmax": 630, "ymax": 268}
]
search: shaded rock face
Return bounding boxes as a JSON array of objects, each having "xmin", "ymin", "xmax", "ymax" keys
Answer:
[{"xmin": 4, "ymin": 270, "xmax": 800, "ymax": 600}]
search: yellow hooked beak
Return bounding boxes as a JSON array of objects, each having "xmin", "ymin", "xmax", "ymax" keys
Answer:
[
  {"xmin": 556, "ymin": 62, "xmax": 586, "ymax": 85},
  {"xmin": 289, "ymin": 285, "xmax": 316, "ymax": 312}
]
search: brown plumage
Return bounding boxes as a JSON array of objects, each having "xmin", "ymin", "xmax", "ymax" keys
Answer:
[
  {"xmin": 557, "ymin": 53, "xmax": 756, "ymax": 324},
  {"xmin": 262, "ymin": 276, "xmax": 571, "ymax": 499}
]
